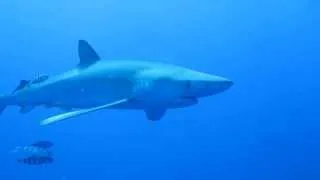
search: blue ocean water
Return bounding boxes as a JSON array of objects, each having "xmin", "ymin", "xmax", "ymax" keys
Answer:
[{"xmin": 0, "ymin": 0, "xmax": 319, "ymax": 179}]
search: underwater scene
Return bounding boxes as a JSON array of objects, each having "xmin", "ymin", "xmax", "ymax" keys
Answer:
[{"xmin": 0, "ymin": 0, "xmax": 319, "ymax": 179}]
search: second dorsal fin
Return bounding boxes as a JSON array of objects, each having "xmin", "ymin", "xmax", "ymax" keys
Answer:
[{"xmin": 77, "ymin": 40, "xmax": 101, "ymax": 68}]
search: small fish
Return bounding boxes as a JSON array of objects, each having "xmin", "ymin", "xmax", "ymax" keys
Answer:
[
  {"xmin": 17, "ymin": 155, "xmax": 54, "ymax": 165},
  {"xmin": 31, "ymin": 140, "xmax": 54, "ymax": 149},
  {"xmin": 11, "ymin": 140, "xmax": 54, "ymax": 166}
]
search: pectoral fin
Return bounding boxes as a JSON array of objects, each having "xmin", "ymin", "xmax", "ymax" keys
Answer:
[
  {"xmin": 144, "ymin": 108, "xmax": 167, "ymax": 121},
  {"xmin": 19, "ymin": 106, "xmax": 35, "ymax": 114},
  {"xmin": 40, "ymin": 99, "xmax": 129, "ymax": 126}
]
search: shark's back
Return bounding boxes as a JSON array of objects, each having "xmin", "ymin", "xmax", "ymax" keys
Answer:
[{"xmin": 90, "ymin": 59, "xmax": 179, "ymax": 73}]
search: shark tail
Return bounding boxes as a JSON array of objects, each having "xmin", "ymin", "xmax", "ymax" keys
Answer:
[{"xmin": 0, "ymin": 80, "xmax": 34, "ymax": 115}]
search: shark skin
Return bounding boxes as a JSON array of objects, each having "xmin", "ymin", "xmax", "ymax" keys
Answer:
[{"xmin": 0, "ymin": 40, "xmax": 233, "ymax": 125}]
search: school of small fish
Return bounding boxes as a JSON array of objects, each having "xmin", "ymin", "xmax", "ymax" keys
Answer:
[{"xmin": 11, "ymin": 140, "xmax": 54, "ymax": 165}]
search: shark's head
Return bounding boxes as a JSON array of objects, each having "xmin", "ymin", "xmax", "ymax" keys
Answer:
[{"xmin": 176, "ymin": 69, "xmax": 233, "ymax": 99}]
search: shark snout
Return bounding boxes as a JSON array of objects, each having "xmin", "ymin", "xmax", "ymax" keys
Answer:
[
  {"xmin": 185, "ymin": 74, "xmax": 233, "ymax": 98},
  {"xmin": 214, "ymin": 76, "xmax": 233, "ymax": 89},
  {"xmin": 205, "ymin": 76, "xmax": 233, "ymax": 95}
]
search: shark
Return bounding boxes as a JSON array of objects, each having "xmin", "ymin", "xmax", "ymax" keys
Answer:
[{"xmin": 0, "ymin": 40, "xmax": 233, "ymax": 125}]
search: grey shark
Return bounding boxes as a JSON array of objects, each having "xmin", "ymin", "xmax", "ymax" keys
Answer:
[{"xmin": 0, "ymin": 40, "xmax": 233, "ymax": 125}]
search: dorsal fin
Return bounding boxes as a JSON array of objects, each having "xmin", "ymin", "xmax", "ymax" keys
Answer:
[{"xmin": 78, "ymin": 40, "xmax": 101, "ymax": 68}]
